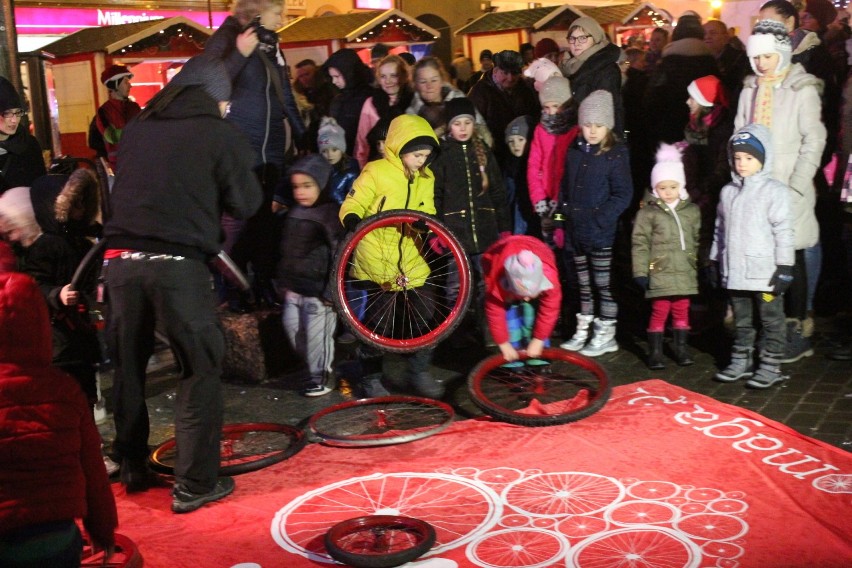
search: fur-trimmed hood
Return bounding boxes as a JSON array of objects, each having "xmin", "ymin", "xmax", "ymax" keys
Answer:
[{"xmin": 662, "ymin": 37, "xmax": 712, "ymax": 58}]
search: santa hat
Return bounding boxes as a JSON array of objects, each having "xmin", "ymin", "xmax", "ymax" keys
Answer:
[
  {"xmin": 502, "ymin": 250, "xmax": 553, "ymax": 298},
  {"xmin": 650, "ymin": 144, "xmax": 688, "ymax": 199},
  {"xmin": 687, "ymin": 75, "xmax": 728, "ymax": 108},
  {"xmin": 101, "ymin": 64, "xmax": 133, "ymax": 89}
]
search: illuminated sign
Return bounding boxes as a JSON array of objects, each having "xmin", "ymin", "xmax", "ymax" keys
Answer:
[
  {"xmin": 14, "ymin": 7, "xmax": 229, "ymax": 35},
  {"xmin": 354, "ymin": 0, "xmax": 393, "ymax": 9}
]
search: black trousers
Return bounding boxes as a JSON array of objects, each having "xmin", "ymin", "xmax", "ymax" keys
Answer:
[{"xmin": 105, "ymin": 256, "xmax": 224, "ymax": 493}]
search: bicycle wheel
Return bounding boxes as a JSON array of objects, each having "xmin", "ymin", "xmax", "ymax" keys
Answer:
[
  {"xmin": 81, "ymin": 533, "xmax": 143, "ymax": 568},
  {"xmin": 332, "ymin": 210, "xmax": 472, "ymax": 353},
  {"xmin": 467, "ymin": 348, "xmax": 611, "ymax": 426},
  {"xmin": 324, "ymin": 515, "xmax": 436, "ymax": 568},
  {"xmin": 309, "ymin": 396, "xmax": 454, "ymax": 446},
  {"xmin": 148, "ymin": 422, "xmax": 306, "ymax": 476}
]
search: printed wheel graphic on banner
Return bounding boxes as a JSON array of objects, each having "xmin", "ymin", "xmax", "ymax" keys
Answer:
[
  {"xmin": 148, "ymin": 422, "xmax": 305, "ymax": 476},
  {"xmin": 467, "ymin": 348, "xmax": 611, "ymax": 426},
  {"xmin": 308, "ymin": 396, "xmax": 454, "ymax": 446},
  {"xmin": 272, "ymin": 472, "xmax": 502, "ymax": 563},
  {"xmin": 502, "ymin": 472, "xmax": 625, "ymax": 517},
  {"xmin": 566, "ymin": 526, "xmax": 702, "ymax": 568},
  {"xmin": 324, "ymin": 515, "xmax": 436, "ymax": 568},
  {"xmin": 332, "ymin": 210, "xmax": 472, "ymax": 353},
  {"xmin": 466, "ymin": 528, "xmax": 569, "ymax": 568},
  {"xmin": 604, "ymin": 500, "xmax": 680, "ymax": 526},
  {"xmin": 674, "ymin": 513, "xmax": 748, "ymax": 542}
]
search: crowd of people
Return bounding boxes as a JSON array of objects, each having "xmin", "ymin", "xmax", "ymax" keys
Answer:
[{"xmin": 1, "ymin": 0, "xmax": 852, "ymax": 563}]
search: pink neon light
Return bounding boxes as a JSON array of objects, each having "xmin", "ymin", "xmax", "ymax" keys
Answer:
[
  {"xmin": 354, "ymin": 0, "xmax": 393, "ymax": 9},
  {"xmin": 15, "ymin": 7, "xmax": 229, "ymax": 36}
]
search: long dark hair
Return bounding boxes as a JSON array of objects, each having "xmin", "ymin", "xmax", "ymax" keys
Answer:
[{"xmin": 759, "ymin": 0, "xmax": 800, "ymax": 29}]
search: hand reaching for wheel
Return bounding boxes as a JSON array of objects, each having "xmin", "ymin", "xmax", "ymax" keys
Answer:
[
  {"xmin": 499, "ymin": 342, "xmax": 519, "ymax": 362},
  {"xmin": 526, "ymin": 338, "xmax": 544, "ymax": 359},
  {"xmin": 60, "ymin": 284, "xmax": 79, "ymax": 306}
]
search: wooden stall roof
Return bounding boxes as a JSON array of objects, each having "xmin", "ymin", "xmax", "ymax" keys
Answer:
[
  {"xmin": 581, "ymin": 2, "xmax": 671, "ymax": 27},
  {"xmin": 40, "ymin": 16, "xmax": 209, "ymax": 57},
  {"xmin": 454, "ymin": 7, "xmax": 557, "ymax": 35},
  {"xmin": 279, "ymin": 9, "xmax": 439, "ymax": 43}
]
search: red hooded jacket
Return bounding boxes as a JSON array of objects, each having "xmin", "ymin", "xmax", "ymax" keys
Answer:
[
  {"xmin": 481, "ymin": 235, "xmax": 562, "ymax": 345},
  {"xmin": 0, "ymin": 271, "xmax": 116, "ymax": 545}
]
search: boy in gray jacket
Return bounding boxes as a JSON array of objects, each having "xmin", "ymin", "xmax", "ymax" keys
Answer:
[{"xmin": 710, "ymin": 124, "xmax": 794, "ymax": 388}]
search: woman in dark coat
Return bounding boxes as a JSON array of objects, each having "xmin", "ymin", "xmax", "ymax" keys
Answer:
[
  {"xmin": 323, "ymin": 48, "xmax": 375, "ymax": 156},
  {"xmin": 0, "ymin": 77, "xmax": 46, "ymax": 193}
]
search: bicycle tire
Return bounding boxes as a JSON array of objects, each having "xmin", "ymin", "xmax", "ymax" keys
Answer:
[
  {"xmin": 467, "ymin": 348, "xmax": 611, "ymax": 426},
  {"xmin": 309, "ymin": 395, "xmax": 454, "ymax": 446},
  {"xmin": 332, "ymin": 210, "xmax": 472, "ymax": 353},
  {"xmin": 81, "ymin": 533, "xmax": 143, "ymax": 568},
  {"xmin": 324, "ymin": 515, "xmax": 436, "ymax": 568},
  {"xmin": 148, "ymin": 422, "xmax": 306, "ymax": 476}
]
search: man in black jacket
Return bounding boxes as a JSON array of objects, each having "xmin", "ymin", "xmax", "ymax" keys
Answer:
[
  {"xmin": 0, "ymin": 77, "xmax": 46, "ymax": 193},
  {"xmin": 103, "ymin": 55, "xmax": 262, "ymax": 513}
]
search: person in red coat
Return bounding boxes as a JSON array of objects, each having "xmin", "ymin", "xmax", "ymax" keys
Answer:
[
  {"xmin": 0, "ymin": 270, "xmax": 117, "ymax": 566},
  {"xmin": 481, "ymin": 235, "xmax": 562, "ymax": 361}
]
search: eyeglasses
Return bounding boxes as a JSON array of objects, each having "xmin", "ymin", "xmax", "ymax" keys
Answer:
[
  {"xmin": 1, "ymin": 109, "xmax": 24, "ymax": 119},
  {"xmin": 567, "ymin": 34, "xmax": 592, "ymax": 45}
]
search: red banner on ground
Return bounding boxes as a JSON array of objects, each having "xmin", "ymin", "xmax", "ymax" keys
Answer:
[{"xmin": 111, "ymin": 379, "xmax": 852, "ymax": 567}]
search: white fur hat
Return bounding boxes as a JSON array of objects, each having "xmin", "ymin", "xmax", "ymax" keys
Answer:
[{"xmin": 650, "ymin": 144, "xmax": 688, "ymax": 199}]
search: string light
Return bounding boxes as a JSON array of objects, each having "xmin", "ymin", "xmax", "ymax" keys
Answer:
[{"xmin": 352, "ymin": 16, "xmax": 436, "ymax": 43}]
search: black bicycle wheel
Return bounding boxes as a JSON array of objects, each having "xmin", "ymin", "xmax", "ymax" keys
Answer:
[
  {"xmin": 148, "ymin": 422, "xmax": 306, "ymax": 476},
  {"xmin": 81, "ymin": 533, "xmax": 143, "ymax": 568},
  {"xmin": 332, "ymin": 210, "xmax": 472, "ymax": 353},
  {"xmin": 324, "ymin": 515, "xmax": 436, "ymax": 568},
  {"xmin": 467, "ymin": 348, "xmax": 611, "ymax": 426},
  {"xmin": 309, "ymin": 396, "xmax": 454, "ymax": 447}
]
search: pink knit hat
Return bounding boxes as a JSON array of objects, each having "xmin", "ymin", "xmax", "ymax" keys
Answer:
[{"xmin": 503, "ymin": 250, "xmax": 553, "ymax": 297}]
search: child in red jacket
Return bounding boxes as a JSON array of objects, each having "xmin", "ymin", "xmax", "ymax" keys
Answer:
[{"xmin": 482, "ymin": 235, "xmax": 562, "ymax": 361}]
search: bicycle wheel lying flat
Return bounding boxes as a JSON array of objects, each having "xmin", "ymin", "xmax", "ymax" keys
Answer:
[
  {"xmin": 81, "ymin": 533, "xmax": 142, "ymax": 568},
  {"xmin": 325, "ymin": 515, "xmax": 436, "ymax": 568},
  {"xmin": 148, "ymin": 422, "xmax": 306, "ymax": 476},
  {"xmin": 332, "ymin": 210, "xmax": 472, "ymax": 353},
  {"xmin": 309, "ymin": 396, "xmax": 454, "ymax": 446},
  {"xmin": 467, "ymin": 348, "xmax": 611, "ymax": 427}
]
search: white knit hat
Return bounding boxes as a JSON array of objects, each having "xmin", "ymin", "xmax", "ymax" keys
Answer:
[
  {"xmin": 502, "ymin": 250, "xmax": 553, "ymax": 297},
  {"xmin": 747, "ymin": 19, "xmax": 793, "ymax": 76},
  {"xmin": 650, "ymin": 144, "xmax": 688, "ymax": 199}
]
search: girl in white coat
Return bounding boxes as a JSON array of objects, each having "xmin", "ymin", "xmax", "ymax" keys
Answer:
[{"xmin": 735, "ymin": 18, "xmax": 825, "ymax": 363}]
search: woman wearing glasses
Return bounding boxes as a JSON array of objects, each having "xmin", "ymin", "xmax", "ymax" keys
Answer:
[
  {"xmin": 561, "ymin": 16, "xmax": 625, "ymax": 136},
  {"xmin": 0, "ymin": 77, "xmax": 45, "ymax": 194}
]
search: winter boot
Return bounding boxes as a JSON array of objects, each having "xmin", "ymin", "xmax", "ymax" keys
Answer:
[
  {"xmin": 780, "ymin": 318, "xmax": 814, "ymax": 363},
  {"xmin": 560, "ymin": 313, "xmax": 594, "ymax": 351},
  {"xmin": 357, "ymin": 374, "xmax": 390, "ymax": 398},
  {"xmin": 409, "ymin": 372, "xmax": 445, "ymax": 399},
  {"xmin": 580, "ymin": 318, "xmax": 619, "ymax": 357},
  {"xmin": 671, "ymin": 328, "xmax": 694, "ymax": 366},
  {"xmin": 646, "ymin": 331, "xmax": 666, "ymax": 370},
  {"xmin": 714, "ymin": 348, "xmax": 754, "ymax": 382},
  {"xmin": 746, "ymin": 352, "xmax": 788, "ymax": 389}
]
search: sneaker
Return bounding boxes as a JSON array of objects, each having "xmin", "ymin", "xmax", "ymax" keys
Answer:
[
  {"xmin": 103, "ymin": 454, "xmax": 120, "ymax": 477},
  {"xmin": 302, "ymin": 384, "xmax": 333, "ymax": 397},
  {"xmin": 171, "ymin": 477, "xmax": 235, "ymax": 514}
]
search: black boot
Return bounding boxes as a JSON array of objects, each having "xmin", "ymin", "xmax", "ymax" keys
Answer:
[
  {"xmin": 672, "ymin": 328, "xmax": 694, "ymax": 366},
  {"xmin": 646, "ymin": 332, "xmax": 665, "ymax": 370}
]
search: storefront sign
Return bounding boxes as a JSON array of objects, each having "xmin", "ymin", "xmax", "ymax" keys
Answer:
[{"xmin": 15, "ymin": 7, "xmax": 229, "ymax": 36}]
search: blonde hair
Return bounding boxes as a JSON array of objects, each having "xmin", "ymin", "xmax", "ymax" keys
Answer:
[
  {"xmin": 376, "ymin": 55, "xmax": 410, "ymax": 87},
  {"xmin": 413, "ymin": 56, "xmax": 450, "ymax": 85},
  {"xmin": 231, "ymin": 0, "xmax": 282, "ymax": 27}
]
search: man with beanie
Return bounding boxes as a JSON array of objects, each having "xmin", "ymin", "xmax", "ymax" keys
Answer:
[
  {"xmin": 468, "ymin": 49, "xmax": 494, "ymax": 87},
  {"xmin": 103, "ymin": 54, "xmax": 262, "ymax": 512},
  {"xmin": 0, "ymin": 77, "xmax": 46, "ymax": 193},
  {"xmin": 87, "ymin": 64, "xmax": 141, "ymax": 170},
  {"xmin": 469, "ymin": 50, "xmax": 540, "ymax": 163}
]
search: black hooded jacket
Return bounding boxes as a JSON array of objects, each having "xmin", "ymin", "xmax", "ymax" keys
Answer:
[
  {"xmin": 105, "ymin": 86, "xmax": 262, "ymax": 259},
  {"xmin": 323, "ymin": 49, "xmax": 376, "ymax": 153},
  {"xmin": 0, "ymin": 130, "xmax": 46, "ymax": 193}
]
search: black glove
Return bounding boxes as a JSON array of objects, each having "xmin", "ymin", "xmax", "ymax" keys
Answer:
[
  {"xmin": 342, "ymin": 213, "xmax": 361, "ymax": 232},
  {"xmin": 634, "ymin": 276, "xmax": 649, "ymax": 291},
  {"xmin": 411, "ymin": 219, "xmax": 428, "ymax": 233},
  {"xmin": 769, "ymin": 265, "xmax": 794, "ymax": 295},
  {"xmin": 700, "ymin": 262, "xmax": 720, "ymax": 290}
]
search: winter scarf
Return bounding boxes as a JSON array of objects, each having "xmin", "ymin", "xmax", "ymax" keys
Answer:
[{"xmin": 753, "ymin": 67, "xmax": 790, "ymax": 128}]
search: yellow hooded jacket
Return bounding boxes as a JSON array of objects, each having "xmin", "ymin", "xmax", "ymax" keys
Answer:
[{"xmin": 339, "ymin": 115, "xmax": 439, "ymax": 290}]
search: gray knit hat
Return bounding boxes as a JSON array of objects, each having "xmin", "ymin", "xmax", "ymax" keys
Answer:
[
  {"xmin": 317, "ymin": 117, "xmax": 347, "ymax": 153},
  {"xmin": 539, "ymin": 76, "xmax": 572, "ymax": 106},
  {"xmin": 172, "ymin": 54, "xmax": 231, "ymax": 102},
  {"xmin": 505, "ymin": 115, "xmax": 533, "ymax": 142},
  {"xmin": 578, "ymin": 90, "xmax": 614, "ymax": 129},
  {"xmin": 289, "ymin": 154, "xmax": 333, "ymax": 191}
]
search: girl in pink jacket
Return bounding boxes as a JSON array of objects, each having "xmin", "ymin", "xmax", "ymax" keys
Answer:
[{"xmin": 527, "ymin": 76, "xmax": 579, "ymax": 246}]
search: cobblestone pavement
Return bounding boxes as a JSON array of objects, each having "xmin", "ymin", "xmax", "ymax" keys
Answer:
[{"xmin": 96, "ymin": 309, "xmax": 852, "ymax": 454}]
